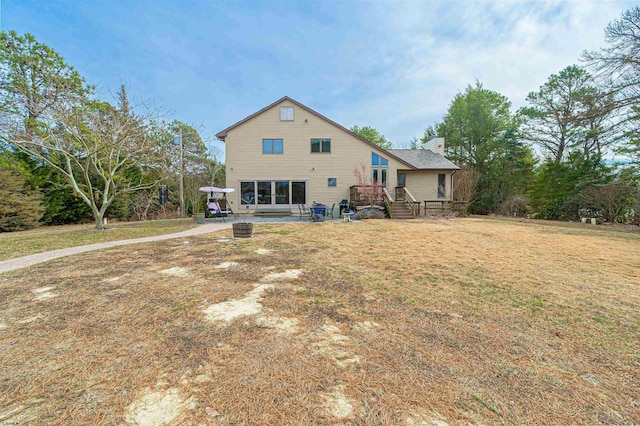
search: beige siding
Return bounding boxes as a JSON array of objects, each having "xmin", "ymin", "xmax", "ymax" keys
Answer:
[
  {"xmin": 404, "ymin": 170, "xmax": 453, "ymax": 201},
  {"xmin": 224, "ymin": 100, "xmax": 406, "ymax": 211}
]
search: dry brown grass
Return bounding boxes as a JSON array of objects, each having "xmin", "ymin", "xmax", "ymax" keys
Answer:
[
  {"xmin": 1, "ymin": 217, "xmax": 639, "ymax": 425},
  {"xmin": 0, "ymin": 218, "xmax": 197, "ymax": 261}
]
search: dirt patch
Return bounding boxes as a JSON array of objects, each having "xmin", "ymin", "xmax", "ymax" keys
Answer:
[
  {"xmin": 309, "ymin": 323, "xmax": 361, "ymax": 368},
  {"xmin": 202, "ymin": 284, "xmax": 273, "ymax": 322},
  {"xmin": 323, "ymin": 385, "xmax": 353, "ymax": 419},
  {"xmin": 255, "ymin": 248, "xmax": 272, "ymax": 255},
  {"xmin": 102, "ymin": 275, "xmax": 124, "ymax": 282},
  {"xmin": 405, "ymin": 411, "xmax": 451, "ymax": 426},
  {"xmin": 214, "ymin": 261, "xmax": 238, "ymax": 269},
  {"xmin": 16, "ymin": 315, "xmax": 43, "ymax": 324},
  {"xmin": 0, "ymin": 400, "xmax": 44, "ymax": 424},
  {"xmin": 354, "ymin": 320, "xmax": 379, "ymax": 332},
  {"xmin": 203, "ymin": 269, "xmax": 303, "ymax": 331},
  {"xmin": 262, "ymin": 269, "xmax": 302, "ymax": 282},
  {"xmin": 31, "ymin": 286, "xmax": 57, "ymax": 301},
  {"xmin": 159, "ymin": 267, "xmax": 189, "ymax": 277},
  {"xmin": 125, "ymin": 387, "xmax": 196, "ymax": 425},
  {"xmin": 256, "ymin": 315, "xmax": 299, "ymax": 333}
]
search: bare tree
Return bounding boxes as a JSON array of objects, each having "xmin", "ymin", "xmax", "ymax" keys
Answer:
[
  {"xmin": 583, "ymin": 7, "xmax": 640, "ymax": 109},
  {"xmin": 2, "ymin": 86, "xmax": 167, "ymax": 229},
  {"xmin": 206, "ymin": 144, "xmax": 226, "ymax": 187},
  {"xmin": 581, "ymin": 182, "xmax": 636, "ymax": 223},
  {"xmin": 583, "ymin": 6, "xmax": 640, "ymax": 164},
  {"xmin": 131, "ymin": 188, "xmax": 158, "ymax": 221},
  {"xmin": 353, "ymin": 162, "xmax": 381, "ymax": 207},
  {"xmin": 452, "ymin": 163, "xmax": 479, "ymax": 216}
]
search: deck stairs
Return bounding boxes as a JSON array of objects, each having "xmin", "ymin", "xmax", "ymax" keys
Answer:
[{"xmin": 389, "ymin": 202, "xmax": 414, "ymax": 219}]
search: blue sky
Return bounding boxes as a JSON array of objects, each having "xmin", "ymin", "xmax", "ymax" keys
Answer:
[{"xmin": 2, "ymin": 0, "xmax": 635, "ymax": 156}]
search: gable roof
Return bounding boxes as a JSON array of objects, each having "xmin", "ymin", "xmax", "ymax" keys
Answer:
[
  {"xmin": 387, "ymin": 149, "xmax": 459, "ymax": 170},
  {"xmin": 215, "ymin": 96, "xmax": 417, "ymax": 169}
]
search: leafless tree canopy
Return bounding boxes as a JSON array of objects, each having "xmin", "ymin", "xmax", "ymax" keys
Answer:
[
  {"xmin": 452, "ymin": 164, "xmax": 478, "ymax": 203},
  {"xmin": 580, "ymin": 182, "xmax": 636, "ymax": 223},
  {"xmin": 1, "ymin": 86, "xmax": 167, "ymax": 229},
  {"xmin": 583, "ymin": 7, "xmax": 640, "ymax": 107},
  {"xmin": 353, "ymin": 162, "xmax": 382, "ymax": 207}
]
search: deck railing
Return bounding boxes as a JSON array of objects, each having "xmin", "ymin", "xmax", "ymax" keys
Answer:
[
  {"xmin": 423, "ymin": 200, "xmax": 470, "ymax": 215},
  {"xmin": 402, "ymin": 187, "xmax": 418, "ymax": 218},
  {"xmin": 349, "ymin": 185, "xmax": 384, "ymax": 207},
  {"xmin": 382, "ymin": 187, "xmax": 393, "ymax": 218}
]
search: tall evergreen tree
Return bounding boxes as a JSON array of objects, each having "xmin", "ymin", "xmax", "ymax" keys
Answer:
[
  {"xmin": 438, "ymin": 82, "xmax": 533, "ymax": 213},
  {"xmin": 520, "ymin": 65, "xmax": 616, "ymax": 163}
]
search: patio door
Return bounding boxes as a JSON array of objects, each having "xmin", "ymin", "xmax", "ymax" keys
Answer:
[
  {"xmin": 372, "ymin": 167, "xmax": 388, "ymax": 187},
  {"xmin": 240, "ymin": 180, "xmax": 306, "ymax": 206}
]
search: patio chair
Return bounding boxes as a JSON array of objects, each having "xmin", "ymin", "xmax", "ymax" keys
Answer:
[
  {"xmin": 310, "ymin": 204, "xmax": 325, "ymax": 222},
  {"xmin": 298, "ymin": 204, "xmax": 311, "ymax": 221},
  {"xmin": 328, "ymin": 203, "xmax": 336, "ymax": 219}
]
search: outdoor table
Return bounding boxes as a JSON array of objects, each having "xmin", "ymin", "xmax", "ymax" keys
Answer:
[{"xmin": 311, "ymin": 204, "xmax": 326, "ymax": 221}]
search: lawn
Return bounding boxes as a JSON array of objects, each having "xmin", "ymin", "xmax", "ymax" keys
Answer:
[
  {"xmin": 0, "ymin": 218, "xmax": 198, "ymax": 261},
  {"xmin": 0, "ymin": 217, "xmax": 638, "ymax": 425}
]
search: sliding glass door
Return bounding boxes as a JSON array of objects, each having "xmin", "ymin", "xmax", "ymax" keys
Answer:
[{"xmin": 240, "ymin": 180, "xmax": 306, "ymax": 206}]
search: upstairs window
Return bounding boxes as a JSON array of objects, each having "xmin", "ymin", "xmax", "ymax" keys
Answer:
[
  {"xmin": 263, "ymin": 138, "xmax": 283, "ymax": 154},
  {"xmin": 311, "ymin": 138, "xmax": 331, "ymax": 153},
  {"xmin": 280, "ymin": 106, "xmax": 294, "ymax": 121},
  {"xmin": 371, "ymin": 152, "xmax": 388, "ymax": 166}
]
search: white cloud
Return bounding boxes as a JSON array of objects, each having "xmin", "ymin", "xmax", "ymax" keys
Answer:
[{"xmin": 331, "ymin": 1, "xmax": 634, "ymax": 146}]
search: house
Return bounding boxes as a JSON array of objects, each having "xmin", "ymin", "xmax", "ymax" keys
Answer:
[{"xmin": 215, "ymin": 96, "xmax": 459, "ymax": 218}]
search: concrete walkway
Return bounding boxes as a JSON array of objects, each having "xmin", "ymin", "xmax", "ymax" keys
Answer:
[{"xmin": 0, "ymin": 222, "xmax": 232, "ymax": 274}]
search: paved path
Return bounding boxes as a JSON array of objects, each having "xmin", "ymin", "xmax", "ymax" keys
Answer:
[{"xmin": 0, "ymin": 222, "xmax": 232, "ymax": 274}]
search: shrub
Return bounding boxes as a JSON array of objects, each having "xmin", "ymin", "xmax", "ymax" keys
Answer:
[
  {"xmin": 0, "ymin": 167, "xmax": 44, "ymax": 232},
  {"xmin": 580, "ymin": 182, "xmax": 636, "ymax": 223},
  {"xmin": 498, "ymin": 195, "xmax": 530, "ymax": 217},
  {"xmin": 353, "ymin": 208, "xmax": 386, "ymax": 220}
]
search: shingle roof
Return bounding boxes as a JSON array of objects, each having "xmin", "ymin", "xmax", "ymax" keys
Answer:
[{"xmin": 386, "ymin": 149, "xmax": 459, "ymax": 170}]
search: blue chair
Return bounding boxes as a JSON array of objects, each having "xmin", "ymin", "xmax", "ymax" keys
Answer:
[{"xmin": 311, "ymin": 204, "xmax": 325, "ymax": 222}]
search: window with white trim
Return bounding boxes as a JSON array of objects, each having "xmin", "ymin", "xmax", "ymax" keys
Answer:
[
  {"xmin": 372, "ymin": 152, "xmax": 389, "ymax": 187},
  {"xmin": 280, "ymin": 106, "xmax": 294, "ymax": 121}
]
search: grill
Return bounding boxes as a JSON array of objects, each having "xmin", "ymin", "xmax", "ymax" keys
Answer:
[{"xmin": 339, "ymin": 199, "xmax": 350, "ymax": 215}]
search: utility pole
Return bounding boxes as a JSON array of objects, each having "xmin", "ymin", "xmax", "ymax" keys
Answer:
[{"xmin": 179, "ymin": 128, "xmax": 185, "ymax": 217}]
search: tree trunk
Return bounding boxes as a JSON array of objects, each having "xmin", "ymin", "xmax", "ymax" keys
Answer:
[
  {"xmin": 94, "ymin": 215, "xmax": 104, "ymax": 230},
  {"xmin": 92, "ymin": 206, "xmax": 105, "ymax": 230}
]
